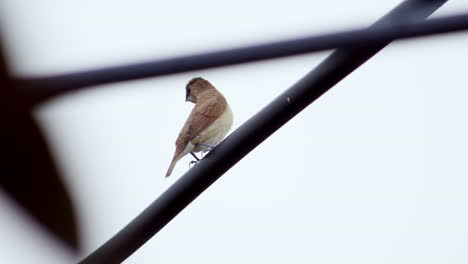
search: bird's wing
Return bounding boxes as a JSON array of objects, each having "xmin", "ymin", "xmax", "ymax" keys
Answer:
[{"xmin": 175, "ymin": 95, "xmax": 226, "ymax": 153}]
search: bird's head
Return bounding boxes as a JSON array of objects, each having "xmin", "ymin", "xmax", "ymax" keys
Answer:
[{"xmin": 185, "ymin": 77, "xmax": 214, "ymax": 103}]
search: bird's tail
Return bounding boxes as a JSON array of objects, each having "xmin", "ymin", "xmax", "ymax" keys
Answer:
[{"xmin": 165, "ymin": 156, "xmax": 178, "ymax": 177}]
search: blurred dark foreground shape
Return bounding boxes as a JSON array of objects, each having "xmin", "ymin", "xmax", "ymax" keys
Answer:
[{"xmin": 0, "ymin": 39, "xmax": 80, "ymax": 252}]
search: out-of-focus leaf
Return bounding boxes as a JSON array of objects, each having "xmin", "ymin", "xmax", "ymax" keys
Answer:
[{"xmin": 0, "ymin": 40, "xmax": 80, "ymax": 252}]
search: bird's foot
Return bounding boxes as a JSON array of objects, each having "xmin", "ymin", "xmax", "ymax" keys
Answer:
[
  {"xmin": 201, "ymin": 150, "xmax": 210, "ymax": 158},
  {"xmin": 190, "ymin": 152, "xmax": 200, "ymax": 161},
  {"xmin": 189, "ymin": 160, "xmax": 198, "ymax": 168},
  {"xmin": 189, "ymin": 152, "xmax": 200, "ymax": 168}
]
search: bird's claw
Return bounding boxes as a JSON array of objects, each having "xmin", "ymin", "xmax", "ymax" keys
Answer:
[{"xmin": 189, "ymin": 160, "xmax": 198, "ymax": 168}]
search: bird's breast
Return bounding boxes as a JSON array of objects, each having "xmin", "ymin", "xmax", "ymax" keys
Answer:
[{"xmin": 193, "ymin": 104, "xmax": 233, "ymax": 152}]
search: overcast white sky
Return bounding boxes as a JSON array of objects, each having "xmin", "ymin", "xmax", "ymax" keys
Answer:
[{"xmin": 1, "ymin": 0, "xmax": 468, "ymax": 263}]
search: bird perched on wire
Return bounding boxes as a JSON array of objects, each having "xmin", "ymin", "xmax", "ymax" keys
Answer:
[{"xmin": 165, "ymin": 77, "xmax": 233, "ymax": 177}]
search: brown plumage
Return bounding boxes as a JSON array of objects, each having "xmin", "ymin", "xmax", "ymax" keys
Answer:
[{"xmin": 166, "ymin": 78, "xmax": 233, "ymax": 177}]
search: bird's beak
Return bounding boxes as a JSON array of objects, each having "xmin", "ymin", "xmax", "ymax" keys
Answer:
[{"xmin": 186, "ymin": 96, "xmax": 196, "ymax": 103}]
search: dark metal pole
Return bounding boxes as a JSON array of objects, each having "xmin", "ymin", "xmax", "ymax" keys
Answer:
[
  {"xmin": 78, "ymin": 1, "xmax": 447, "ymax": 263},
  {"xmin": 21, "ymin": 9, "xmax": 467, "ymax": 106}
]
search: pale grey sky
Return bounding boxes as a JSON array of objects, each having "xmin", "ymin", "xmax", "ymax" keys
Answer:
[{"xmin": 1, "ymin": 0, "xmax": 468, "ymax": 263}]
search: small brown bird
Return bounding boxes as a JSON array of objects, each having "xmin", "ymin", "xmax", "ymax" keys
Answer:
[{"xmin": 165, "ymin": 77, "xmax": 233, "ymax": 177}]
